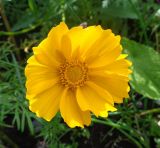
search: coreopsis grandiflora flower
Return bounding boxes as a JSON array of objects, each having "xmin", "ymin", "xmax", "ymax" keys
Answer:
[{"xmin": 25, "ymin": 22, "xmax": 132, "ymax": 128}]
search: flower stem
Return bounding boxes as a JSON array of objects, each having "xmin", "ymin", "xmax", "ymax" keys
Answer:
[
  {"xmin": 138, "ymin": 108, "xmax": 160, "ymax": 116},
  {"xmin": 0, "ymin": 23, "xmax": 40, "ymax": 36},
  {"xmin": 92, "ymin": 118, "xmax": 143, "ymax": 148}
]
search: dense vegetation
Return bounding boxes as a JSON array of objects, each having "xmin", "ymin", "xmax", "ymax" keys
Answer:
[{"xmin": 0, "ymin": 0, "xmax": 160, "ymax": 147}]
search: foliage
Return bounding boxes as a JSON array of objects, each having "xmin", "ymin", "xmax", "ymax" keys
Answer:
[
  {"xmin": 0, "ymin": 0, "xmax": 160, "ymax": 148},
  {"xmin": 122, "ymin": 38, "xmax": 160, "ymax": 100}
]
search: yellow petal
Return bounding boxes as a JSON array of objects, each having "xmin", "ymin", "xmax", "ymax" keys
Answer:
[
  {"xmin": 32, "ymin": 22, "xmax": 69, "ymax": 66},
  {"xmin": 66, "ymin": 25, "xmax": 103, "ymax": 59},
  {"xmin": 27, "ymin": 55, "xmax": 41, "ymax": 65},
  {"xmin": 25, "ymin": 64, "xmax": 58, "ymax": 99},
  {"xmin": 89, "ymin": 53, "xmax": 132, "ymax": 77},
  {"xmin": 60, "ymin": 34, "xmax": 72, "ymax": 59},
  {"xmin": 48, "ymin": 22, "xmax": 69, "ymax": 49},
  {"xmin": 78, "ymin": 29, "xmax": 122, "ymax": 70},
  {"xmin": 86, "ymin": 81, "xmax": 114, "ymax": 105},
  {"xmin": 29, "ymin": 84, "xmax": 64, "ymax": 121},
  {"xmin": 87, "ymin": 43, "xmax": 122, "ymax": 68},
  {"xmin": 84, "ymin": 29, "xmax": 112, "ymax": 58},
  {"xmin": 79, "ymin": 26, "xmax": 103, "ymax": 57},
  {"xmin": 60, "ymin": 89, "xmax": 91, "ymax": 128},
  {"xmin": 104, "ymin": 58, "xmax": 132, "ymax": 76},
  {"xmin": 76, "ymin": 82, "xmax": 116, "ymax": 117},
  {"xmin": 112, "ymin": 96, "xmax": 124, "ymax": 103},
  {"xmin": 63, "ymin": 26, "xmax": 83, "ymax": 54},
  {"xmin": 25, "ymin": 62, "xmax": 57, "ymax": 78},
  {"xmin": 117, "ymin": 54, "xmax": 128, "ymax": 60},
  {"xmin": 89, "ymin": 72, "xmax": 129, "ymax": 99},
  {"xmin": 33, "ymin": 46, "xmax": 60, "ymax": 68}
]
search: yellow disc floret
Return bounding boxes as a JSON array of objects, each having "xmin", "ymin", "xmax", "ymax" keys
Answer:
[{"xmin": 59, "ymin": 60, "xmax": 88, "ymax": 88}]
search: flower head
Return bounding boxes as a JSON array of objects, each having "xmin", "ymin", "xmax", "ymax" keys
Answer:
[{"xmin": 25, "ymin": 22, "xmax": 132, "ymax": 128}]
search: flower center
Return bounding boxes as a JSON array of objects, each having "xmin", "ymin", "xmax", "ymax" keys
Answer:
[{"xmin": 59, "ymin": 60, "xmax": 88, "ymax": 88}]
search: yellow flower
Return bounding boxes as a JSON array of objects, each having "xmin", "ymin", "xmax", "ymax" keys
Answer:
[{"xmin": 25, "ymin": 22, "xmax": 132, "ymax": 128}]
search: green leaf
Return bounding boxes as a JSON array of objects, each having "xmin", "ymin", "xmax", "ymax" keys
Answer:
[
  {"xmin": 122, "ymin": 38, "xmax": 160, "ymax": 100},
  {"xmin": 150, "ymin": 120, "xmax": 160, "ymax": 137},
  {"xmin": 12, "ymin": 104, "xmax": 21, "ymax": 130},
  {"xmin": 26, "ymin": 111, "xmax": 34, "ymax": 135},
  {"xmin": 12, "ymin": 12, "xmax": 36, "ymax": 31},
  {"xmin": 21, "ymin": 109, "xmax": 26, "ymax": 132},
  {"xmin": 28, "ymin": 0, "xmax": 38, "ymax": 14}
]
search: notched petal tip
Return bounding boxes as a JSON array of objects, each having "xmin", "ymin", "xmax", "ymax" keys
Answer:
[
  {"xmin": 60, "ymin": 89, "xmax": 91, "ymax": 128},
  {"xmin": 117, "ymin": 54, "xmax": 128, "ymax": 60},
  {"xmin": 68, "ymin": 120, "xmax": 84, "ymax": 128},
  {"xmin": 99, "ymin": 110, "xmax": 108, "ymax": 118},
  {"xmin": 127, "ymin": 60, "xmax": 132, "ymax": 66}
]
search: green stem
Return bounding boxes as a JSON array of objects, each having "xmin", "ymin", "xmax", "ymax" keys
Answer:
[
  {"xmin": 118, "ymin": 128, "xmax": 143, "ymax": 148},
  {"xmin": 138, "ymin": 108, "xmax": 160, "ymax": 116},
  {"xmin": 92, "ymin": 118, "xmax": 121, "ymax": 129},
  {"xmin": 61, "ymin": 0, "xmax": 65, "ymax": 22},
  {"xmin": 0, "ymin": 0, "xmax": 17, "ymax": 45},
  {"xmin": 0, "ymin": 23, "xmax": 40, "ymax": 36},
  {"xmin": 92, "ymin": 118, "xmax": 143, "ymax": 148}
]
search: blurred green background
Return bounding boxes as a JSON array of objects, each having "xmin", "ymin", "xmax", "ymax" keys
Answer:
[{"xmin": 0, "ymin": 0, "xmax": 160, "ymax": 148}]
